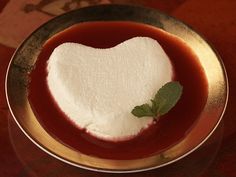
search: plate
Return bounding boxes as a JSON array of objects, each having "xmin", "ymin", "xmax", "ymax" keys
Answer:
[{"xmin": 5, "ymin": 4, "xmax": 228, "ymax": 173}]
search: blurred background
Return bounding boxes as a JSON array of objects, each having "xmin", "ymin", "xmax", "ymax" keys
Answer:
[{"xmin": 0, "ymin": 0, "xmax": 236, "ymax": 176}]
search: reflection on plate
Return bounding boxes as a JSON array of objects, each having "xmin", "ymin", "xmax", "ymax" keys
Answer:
[
  {"xmin": 5, "ymin": 4, "xmax": 228, "ymax": 173},
  {"xmin": 8, "ymin": 113, "xmax": 224, "ymax": 177}
]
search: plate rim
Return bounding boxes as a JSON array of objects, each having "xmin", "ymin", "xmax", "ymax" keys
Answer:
[{"xmin": 5, "ymin": 4, "xmax": 229, "ymax": 173}]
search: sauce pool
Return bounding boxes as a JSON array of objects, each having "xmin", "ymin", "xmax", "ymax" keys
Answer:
[{"xmin": 29, "ymin": 21, "xmax": 208, "ymax": 160}]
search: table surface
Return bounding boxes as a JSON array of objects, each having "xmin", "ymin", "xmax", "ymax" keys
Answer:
[{"xmin": 1, "ymin": 0, "xmax": 236, "ymax": 177}]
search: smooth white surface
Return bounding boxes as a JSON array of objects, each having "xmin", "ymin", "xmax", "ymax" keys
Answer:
[{"xmin": 47, "ymin": 37, "xmax": 173, "ymax": 141}]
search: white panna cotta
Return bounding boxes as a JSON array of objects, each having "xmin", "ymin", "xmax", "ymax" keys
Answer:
[{"xmin": 47, "ymin": 37, "xmax": 173, "ymax": 141}]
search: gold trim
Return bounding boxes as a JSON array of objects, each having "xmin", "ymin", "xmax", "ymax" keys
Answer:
[{"xmin": 5, "ymin": 5, "xmax": 228, "ymax": 173}]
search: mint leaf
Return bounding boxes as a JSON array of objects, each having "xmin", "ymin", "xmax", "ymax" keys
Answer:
[
  {"xmin": 154, "ymin": 81, "xmax": 183, "ymax": 116},
  {"xmin": 131, "ymin": 81, "xmax": 183, "ymax": 118},
  {"xmin": 151, "ymin": 99, "xmax": 158, "ymax": 115},
  {"xmin": 131, "ymin": 104, "xmax": 155, "ymax": 118}
]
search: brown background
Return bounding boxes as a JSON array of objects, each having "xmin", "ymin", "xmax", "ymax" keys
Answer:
[{"xmin": 0, "ymin": 0, "xmax": 236, "ymax": 176}]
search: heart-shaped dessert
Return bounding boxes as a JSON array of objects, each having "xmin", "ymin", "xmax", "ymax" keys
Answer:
[{"xmin": 47, "ymin": 37, "xmax": 173, "ymax": 141}]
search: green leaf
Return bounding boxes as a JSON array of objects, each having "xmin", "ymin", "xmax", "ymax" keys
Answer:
[
  {"xmin": 154, "ymin": 81, "xmax": 183, "ymax": 116},
  {"xmin": 131, "ymin": 104, "xmax": 155, "ymax": 118},
  {"xmin": 151, "ymin": 99, "xmax": 158, "ymax": 115},
  {"xmin": 131, "ymin": 81, "xmax": 183, "ymax": 118}
]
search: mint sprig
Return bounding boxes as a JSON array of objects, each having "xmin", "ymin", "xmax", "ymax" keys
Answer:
[{"xmin": 131, "ymin": 81, "xmax": 183, "ymax": 118}]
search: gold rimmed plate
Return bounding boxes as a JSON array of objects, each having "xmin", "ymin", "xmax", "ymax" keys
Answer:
[{"xmin": 5, "ymin": 4, "xmax": 228, "ymax": 173}]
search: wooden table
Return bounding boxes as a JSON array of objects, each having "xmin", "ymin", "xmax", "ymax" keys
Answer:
[{"xmin": 1, "ymin": 0, "xmax": 236, "ymax": 176}]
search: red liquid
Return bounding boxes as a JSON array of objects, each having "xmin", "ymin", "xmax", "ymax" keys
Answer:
[{"xmin": 29, "ymin": 21, "xmax": 208, "ymax": 160}]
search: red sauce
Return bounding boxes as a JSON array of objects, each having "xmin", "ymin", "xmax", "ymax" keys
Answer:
[{"xmin": 29, "ymin": 21, "xmax": 208, "ymax": 160}]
